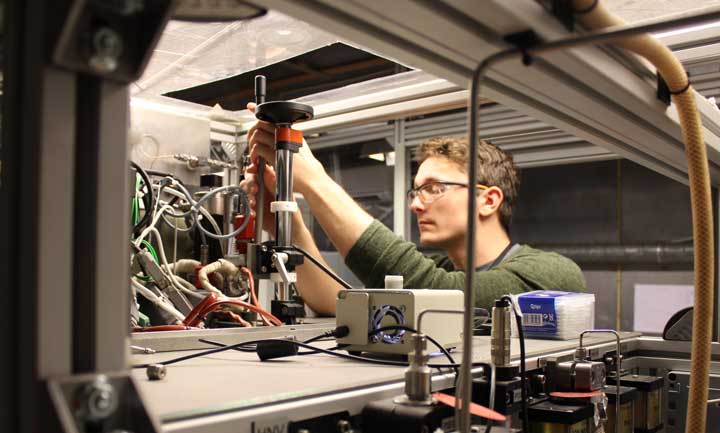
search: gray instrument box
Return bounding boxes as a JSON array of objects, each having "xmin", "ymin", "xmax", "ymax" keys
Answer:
[{"xmin": 335, "ymin": 289, "xmax": 463, "ymax": 355}]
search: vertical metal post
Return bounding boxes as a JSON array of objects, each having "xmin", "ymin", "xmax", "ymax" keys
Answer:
[
  {"xmin": 393, "ymin": 119, "xmax": 407, "ymax": 239},
  {"xmin": 94, "ymin": 81, "xmax": 131, "ymax": 371},
  {"xmin": 275, "ymin": 147, "xmax": 294, "ymax": 248},
  {"xmin": 39, "ymin": 70, "xmax": 76, "ymax": 378},
  {"xmin": 275, "ymin": 144, "xmax": 294, "ymax": 302},
  {"xmin": 1, "ymin": 2, "xmax": 67, "ymax": 431},
  {"xmin": 73, "ymin": 78, "xmax": 131, "ymax": 373}
]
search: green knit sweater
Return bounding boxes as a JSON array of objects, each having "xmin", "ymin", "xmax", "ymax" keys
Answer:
[{"xmin": 345, "ymin": 220, "xmax": 587, "ymax": 310}]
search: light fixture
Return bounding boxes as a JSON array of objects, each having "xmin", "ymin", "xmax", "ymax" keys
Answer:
[{"xmin": 367, "ymin": 151, "xmax": 396, "ymax": 166}]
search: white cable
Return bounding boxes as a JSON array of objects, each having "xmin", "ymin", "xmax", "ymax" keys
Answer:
[
  {"xmin": 169, "ymin": 259, "xmax": 201, "ymax": 273},
  {"xmin": 131, "ymin": 278, "xmax": 185, "ymax": 323},
  {"xmin": 134, "ymin": 204, "xmax": 174, "ymax": 246},
  {"xmin": 174, "ymin": 275, "xmax": 207, "ymax": 300}
]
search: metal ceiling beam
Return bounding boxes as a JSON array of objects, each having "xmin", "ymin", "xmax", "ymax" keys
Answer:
[{"xmin": 246, "ymin": 0, "xmax": 720, "ymax": 185}]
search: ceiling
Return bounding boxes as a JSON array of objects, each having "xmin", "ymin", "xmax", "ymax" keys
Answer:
[
  {"xmin": 134, "ymin": 1, "xmax": 720, "ymax": 111},
  {"xmin": 165, "ymin": 42, "xmax": 400, "ymax": 110}
]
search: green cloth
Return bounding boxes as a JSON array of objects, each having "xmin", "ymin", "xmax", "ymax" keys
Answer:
[{"xmin": 345, "ymin": 220, "xmax": 587, "ymax": 310}]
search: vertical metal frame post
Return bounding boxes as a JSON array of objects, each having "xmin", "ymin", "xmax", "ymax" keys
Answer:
[
  {"xmin": 73, "ymin": 77, "xmax": 131, "ymax": 373},
  {"xmin": 94, "ymin": 81, "xmax": 132, "ymax": 370},
  {"xmin": 393, "ymin": 119, "xmax": 408, "ymax": 239},
  {"xmin": 1, "ymin": 1, "xmax": 78, "ymax": 431}
]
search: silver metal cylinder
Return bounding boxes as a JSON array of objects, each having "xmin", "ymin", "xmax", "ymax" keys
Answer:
[
  {"xmin": 276, "ymin": 281, "xmax": 289, "ymax": 301},
  {"xmin": 275, "ymin": 148, "xmax": 293, "ymax": 248},
  {"xmin": 491, "ymin": 301, "xmax": 512, "ymax": 367},
  {"xmin": 254, "ymin": 160, "xmax": 266, "ymax": 243},
  {"xmin": 404, "ymin": 334, "xmax": 432, "ymax": 403}
]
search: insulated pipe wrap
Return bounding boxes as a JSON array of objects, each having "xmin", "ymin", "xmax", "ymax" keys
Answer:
[{"xmin": 573, "ymin": 2, "xmax": 714, "ymax": 432}]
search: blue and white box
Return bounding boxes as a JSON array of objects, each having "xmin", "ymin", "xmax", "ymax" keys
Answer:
[{"xmin": 514, "ymin": 291, "xmax": 595, "ymax": 340}]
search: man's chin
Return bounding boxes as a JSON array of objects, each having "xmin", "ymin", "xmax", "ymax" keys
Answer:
[{"xmin": 419, "ymin": 234, "xmax": 443, "ymax": 248}]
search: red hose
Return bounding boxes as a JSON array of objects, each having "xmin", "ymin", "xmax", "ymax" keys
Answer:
[
  {"xmin": 200, "ymin": 299, "xmax": 283, "ymax": 326},
  {"xmin": 183, "ymin": 292, "xmax": 220, "ymax": 327},
  {"xmin": 241, "ymin": 266, "xmax": 273, "ymax": 326}
]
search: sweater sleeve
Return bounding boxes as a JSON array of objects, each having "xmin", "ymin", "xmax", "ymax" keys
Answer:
[{"xmin": 345, "ymin": 220, "xmax": 587, "ymax": 310}]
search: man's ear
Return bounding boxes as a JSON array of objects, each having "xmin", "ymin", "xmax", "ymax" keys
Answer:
[{"xmin": 478, "ymin": 186, "xmax": 504, "ymax": 217}]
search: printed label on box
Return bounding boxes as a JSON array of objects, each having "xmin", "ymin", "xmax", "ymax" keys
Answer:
[{"xmin": 518, "ymin": 293, "xmax": 558, "ymax": 335}]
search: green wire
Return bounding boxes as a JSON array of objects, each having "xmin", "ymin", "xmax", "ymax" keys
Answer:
[
  {"xmin": 132, "ymin": 176, "xmax": 156, "ymax": 282},
  {"xmin": 131, "ymin": 174, "xmax": 141, "ymax": 225},
  {"xmin": 141, "ymin": 240, "xmax": 159, "ymax": 263}
]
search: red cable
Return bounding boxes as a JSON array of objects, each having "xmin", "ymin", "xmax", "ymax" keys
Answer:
[
  {"xmin": 199, "ymin": 299, "xmax": 283, "ymax": 326},
  {"xmin": 240, "ymin": 266, "xmax": 273, "ymax": 327},
  {"xmin": 209, "ymin": 309, "xmax": 253, "ymax": 327},
  {"xmin": 183, "ymin": 292, "xmax": 220, "ymax": 327},
  {"xmin": 132, "ymin": 325, "xmax": 197, "ymax": 332}
]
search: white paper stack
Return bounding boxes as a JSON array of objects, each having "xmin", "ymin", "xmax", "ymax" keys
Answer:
[{"xmin": 512, "ymin": 291, "xmax": 595, "ymax": 340}]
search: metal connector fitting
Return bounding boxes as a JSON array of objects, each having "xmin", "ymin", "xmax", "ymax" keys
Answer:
[
  {"xmin": 395, "ymin": 333, "xmax": 434, "ymax": 406},
  {"xmin": 146, "ymin": 363, "xmax": 167, "ymax": 381}
]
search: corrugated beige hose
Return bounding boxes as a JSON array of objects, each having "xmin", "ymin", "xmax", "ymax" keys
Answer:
[{"xmin": 572, "ymin": 2, "xmax": 714, "ymax": 432}]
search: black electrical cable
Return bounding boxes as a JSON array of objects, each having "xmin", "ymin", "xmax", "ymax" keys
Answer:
[
  {"xmin": 302, "ymin": 330, "xmax": 334, "ymax": 344},
  {"xmin": 501, "ymin": 295, "xmax": 528, "ymax": 433},
  {"xmin": 133, "ymin": 338, "xmax": 403, "ymax": 369},
  {"xmin": 291, "ymin": 243, "xmax": 354, "ymax": 290},
  {"xmin": 144, "ymin": 169, "xmax": 186, "ymax": 188},
  {"xmin": 199, "ymin": 338, "xmax": 256, "ymax": 352},
  {"xmin": 132, "ymin": 336, "xmax": 486, "ymax": 370},
  {"xmin": 369, "ymin": 325, "xmax": 459, "ymax": 377},
  {"xmin": 199, "ymin": 338, "xmax": 340, "ymax": 356},
  {"xmin": 130, "ymin": 161, "xmax": 156, "ymax": 238}
]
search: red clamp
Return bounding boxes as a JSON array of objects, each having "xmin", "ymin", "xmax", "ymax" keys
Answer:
[{"xmin": 276, "ymin": 127, "xmax": 303, "ymax": 152}]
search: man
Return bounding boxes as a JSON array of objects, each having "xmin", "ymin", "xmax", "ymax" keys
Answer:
[{"xmin": 241, "ymin": 103, "xmax": 586, "ymax": 315}]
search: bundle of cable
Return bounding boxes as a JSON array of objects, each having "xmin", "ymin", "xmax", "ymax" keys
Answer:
[{"xmin": 512, "ymin": 291, "xmax": 596, "ymax": 340}]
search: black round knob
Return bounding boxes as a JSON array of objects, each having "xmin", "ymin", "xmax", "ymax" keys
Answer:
[{"xmin": 255, "ymin": 101, "xmax": 314, "ymax": 125}]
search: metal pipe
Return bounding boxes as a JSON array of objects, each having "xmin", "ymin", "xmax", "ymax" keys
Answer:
[
  {"xmin": 537, "ymin": 244, "xmax": 694, "ymax": 266},
  {"xmin": 580, "ymin": 329, "xmax": 622, "ymax": 433},
  {"xmin": 275, "ymin": 147, "xmax": 293, "ymax": 248}
]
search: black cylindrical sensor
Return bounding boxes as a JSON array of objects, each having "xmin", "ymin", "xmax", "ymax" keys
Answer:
[{"xmin": 255, "ymin": 75, "xmax": 266, "ymax": 105}]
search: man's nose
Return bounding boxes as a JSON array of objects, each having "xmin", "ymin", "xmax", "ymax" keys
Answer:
[{"xmin": 409, "ymin": 195, "xmax": 424, "ymax": 214}]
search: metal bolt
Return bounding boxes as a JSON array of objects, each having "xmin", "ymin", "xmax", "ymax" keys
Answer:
[
  {"xmin": 88, "ymin": 27, "xmax": 123, "ymax": 73},
  {"xmin": 80, "ymin": 376, "xmax": 119, "ymax": 423},
  {"xmin": 261, "ymin": 266, "xmax": 268, "ymax": 273},
  {"xmin": 146, "ymin": 363, "xmax": 167, "ymax": 381},
  {"xmin": 261, "ymin": 245, "xmax": 268, "ymax": 252}
]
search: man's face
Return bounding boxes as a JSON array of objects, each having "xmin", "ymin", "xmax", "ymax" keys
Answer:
[{"xmin": 409, "ymin": 156, "xmax": 471, "ymax": 249}]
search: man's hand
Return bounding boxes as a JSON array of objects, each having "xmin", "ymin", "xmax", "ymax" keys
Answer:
[
  {"xmin": 239, "ymin": 161, "xmax": 276, "ymax": 236},
  {"xmin": 245, "ymin": 102, "xmax": 327, "ymax": 195}
]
